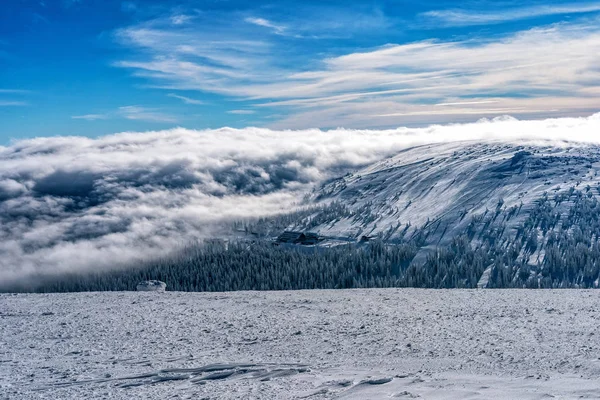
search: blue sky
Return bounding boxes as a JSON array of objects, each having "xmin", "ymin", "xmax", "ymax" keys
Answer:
[{"xmin": 1, "ymin": 0, "xmax": 600, "ymax": 142}]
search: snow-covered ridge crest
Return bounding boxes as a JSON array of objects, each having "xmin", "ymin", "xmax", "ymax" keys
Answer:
[
  {"xmin": 312, "ymin": 140, "xmax": 598, "ymax": 243},
  {"xmin": 1, "ymin": 113, "xmax": 599, "ymax": 288}
]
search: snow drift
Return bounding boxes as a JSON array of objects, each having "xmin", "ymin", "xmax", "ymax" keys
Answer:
[{"xmin": 136, "ymin": 280, "xmax": 167, "ymax": 292}]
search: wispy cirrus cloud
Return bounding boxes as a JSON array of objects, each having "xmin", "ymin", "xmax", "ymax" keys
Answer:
[
  {"xmin": 245, "ymin": 17, "xmax": 286, "ymax": 35},
  {"xmin": 71, "ymin": 114, "xmax": 108, "ymax": 121},
  {"xmin": 114, "ymin": 12, "xmax": 600, "ymax": 128},
  {"xmin": 0, "ymin": 101, "xmax": 28, "ymax": 106},
  {"xmin": 421, "ymin": 2, "xmax": 600, "ymax": 27},
  {"xmin": 170, "ymin": 14, "xmax": 194, "ymax": 25},
  {"xmin": 0, "ymin": 89, "xmax": 30, "ymax": 94},
  {"xmin": 0, "ymin": 89, "xmax": 31, "ymax": 107},
  {"xmin": 118, "ymin": 105, "xmax": 178, "ymax": 123},
  {"xmin": 167, "ymin": 93, "xmax": 204, "ymax": 105},
  {"xmin": 435, "ymin": 100, "xmax": 499, "ymax": 107},
  {"xmin": 72, "ymin": 106, "xmax": 178, "ymax": 123},
  {"xmin": 227, "ymin": 109, "xmax": 255, "ymax": 115}
]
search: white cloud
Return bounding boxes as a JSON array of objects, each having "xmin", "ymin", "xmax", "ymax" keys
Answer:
[
  {"xmin": 118, "ymin": 106, "xmax": 178, "ymax": 123},
  {"xmin": 227, "ymin": 109, "xmax": 255, "ymax": 114},
  {"xmin": 0, "ymin": 89, "xmax": 30, "ymax": 107},
  {"xmin": 115, "ymin": 17, "xmax": 600, "ymax": 128},
  {"xmin": 245, "ymin": 17, "xmax": 286, "ymax": 35},
  {"xmin": 0, "ymin": 89, "xmax": 30, "ymax": 94},
  {"xmin": 71, "ymin": 114, "xmax": 108, "ymax": 120},
  {"xmin": 435, "ymin": 100, "xmax": 499, "ymax": 107},
  {"xmin": 71, "ymin": 107, "xmax": 178, "ymax": 123},
  {"xmin": 167, "ymin": 93, "xmax": 204, "ymax": 105},
  {"xmin": 170, "ymin": 14, "xmax": 194, "ymax": 25},
  {"xmin": 0, "ymin": 101, "xmax": 28, "ymax": 106},
  {"xmin": 422, "ymin": 3, "xmax": 600, "ymax": 27}
]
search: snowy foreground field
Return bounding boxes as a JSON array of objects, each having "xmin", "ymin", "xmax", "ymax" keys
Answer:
[{"xmin": 2, "ymin": 290, "xmax": 600, "ymax": 399}]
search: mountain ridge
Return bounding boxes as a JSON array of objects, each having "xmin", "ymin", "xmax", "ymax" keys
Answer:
[
  {"xmin": 10, "ymin": 139, "xmax": 600, "ymax": 291},
  {"xmin": 284, "ymin": 140, "xmax": 594, "ymax": 245}
]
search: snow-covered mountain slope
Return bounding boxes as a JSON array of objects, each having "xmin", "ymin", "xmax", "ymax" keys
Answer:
[
  {"xmin": 308, "ymin": 140, "xmax": 600, "ymax": 245},
  {"xmin": 217, "ymin": 140, "xmax": 600, "ymax": 288}
]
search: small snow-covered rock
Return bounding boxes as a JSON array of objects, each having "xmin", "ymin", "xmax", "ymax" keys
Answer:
[{"xmin": 136, "ymin": 280, "xmax": 166, "ymax": 292}]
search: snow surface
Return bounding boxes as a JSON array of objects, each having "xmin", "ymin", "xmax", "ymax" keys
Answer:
[{"xmin": 2, "ymin": 289, "xmax": 600, "ymax": 399}]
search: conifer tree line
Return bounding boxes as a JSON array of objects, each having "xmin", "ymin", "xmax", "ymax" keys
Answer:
[
  {"xmin": 8, "ymin": 188, "xmax": 600, "ymax": 292},
  {"xmin": 25, "ymin": 241, "xmax": 419, "ymax": 292}
]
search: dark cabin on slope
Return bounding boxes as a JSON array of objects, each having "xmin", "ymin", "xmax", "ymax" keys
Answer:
[{"xmin": 276, "ymin": 231, "xmax": 321, "ymax": 245}]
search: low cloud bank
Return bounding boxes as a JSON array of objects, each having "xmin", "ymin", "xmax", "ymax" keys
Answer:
[{"xmin": 1, "ymin": 113, "xmax": 599, "ymax": 289}]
